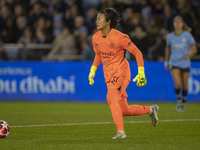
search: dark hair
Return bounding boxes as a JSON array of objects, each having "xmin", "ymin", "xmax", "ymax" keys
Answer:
[{"xmin": 100, "ymin": 8, "xmax": 120, "ymax": 28}]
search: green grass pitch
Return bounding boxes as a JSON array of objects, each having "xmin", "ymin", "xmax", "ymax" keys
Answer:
[{"xmin": 0, "ymin": 102, "xmax": 200, "ymax": 150}]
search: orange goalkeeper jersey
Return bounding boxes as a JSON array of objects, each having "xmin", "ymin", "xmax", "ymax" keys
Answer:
[{"xmin": 92, "ymin": 28, "xmax": 144, "ymax": 83}]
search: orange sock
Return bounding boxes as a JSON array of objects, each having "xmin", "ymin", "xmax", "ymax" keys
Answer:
[{"xmin": 107, "ymin": 89, "xmax": 124, "ymax": 131}]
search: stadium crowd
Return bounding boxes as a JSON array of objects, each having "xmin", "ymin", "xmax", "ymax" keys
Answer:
[{"xmin": 0, "ymin": 0, "xmax": 200, "ymax": 61}]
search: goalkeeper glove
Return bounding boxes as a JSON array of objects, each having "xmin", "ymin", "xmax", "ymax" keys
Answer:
[
  {"xmin": 88, "ymin": 66, "xmax": 97, "ymax": 85},
  {"xmin": 133, "ymin": 66, "xmax": 147, "ymax": 87}
]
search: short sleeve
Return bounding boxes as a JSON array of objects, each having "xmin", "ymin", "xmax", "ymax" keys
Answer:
[{"xmin": 187, "ymin": 32, "xmax": 196, "ymax": 45}]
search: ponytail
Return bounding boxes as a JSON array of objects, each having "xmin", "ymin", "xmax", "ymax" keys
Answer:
[{"xmin": 183, "ymin": 22, "xmax": 192, "ymax": 32}]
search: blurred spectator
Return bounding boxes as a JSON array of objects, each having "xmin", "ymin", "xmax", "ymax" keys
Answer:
[
  {"xmin": 151, "ymin": 0, "xmax": 164, "ymax": 14},
  {"xmin": 0, "ymin": 0, "xmax": 6, "ymax": 7},
  {"xmin": 81, "ymin": 0, "xmax": 100, "ymax": 12},
  {"xmin": 52, "ymin": 8, "xmax": 63, "ymax": 37},
  {"xmin": 48, "ymin": 0, "xmax": 66, "ymax": 17},
  {"xmin": 28, "ymin": 0, "xmax": 41, "ymax": 10},
  {"xmin": 85, "ymin": 7, "xmax": 98, "ymax": 34},
  {"xmin": 14, "ymin": 4, "xmax": 25, "ymax": 17},
  {"xmin": 140, "ymin": 0, "xmax": 152, "ymax": 28},
  {"xmin": 52, "ymin": 27, "xmax": 77, "ymax": 55},
  {"xmin": 121, "ymin": 7, "xmax": 137, "ymax": 34},
  {"xmin": 146, "ymin": 14, "xmax": 163, "ymax": 46},
  {"xmin": 82, "ymin": 37, "xmax": 95, "ymax": 61},
  {"xmin": 162, "ymin": 3, "xmax": 176, "ymax": 31},
  {"xmin": 101, "ymin": 0, "xmax": 115, "ymax": 9},
  {"xmin": 48, "ymin": 0, "xmax": 56, "ymax": 17},
  {"xmin": 129, "ymin": 25, "xmax": 149, "ymax": 60},
  {"xmin": 18, "ymin": 26, "xmax": 35, "ymax": 44},
  {"xmin": 15, "ymin": 16, "xmax": 27, "ymax": 38},
  {"xmin": 13, "ymin": 0, "xmax": 29, "ymax": 12},
  {"xmin": 35, "ymin": 17, "xmax": 51, "ymax": 31},
  {"xmin": 130, "ymin": 13, "xmax": 141, "ymax": 28},
  {"xmin": 176, "ymin": 0, "xmax": 198, "ymax": 32},
  {"xmin": 122, "ymin": 7, "xmax": 134, "ymax": 23},
  {"xmin": 73, "ymin": 15, "xmax": 88, "ymax": 54},
  {"xmin": 28, "ymin": 2, "xmax": 48, "ymax": 26},
  {"xmin": 65, "ymin": 4, "xmax": 80, "ymax": 31},
  {"xmin": 149, "ymin": 28, "xmax": 169, "ymax": 61},
  {"xmin": 34, "ymin": 28, "xmax": 52, "ymax": 60},
  {"xmin": 35, "ymin": 28, "xmax": 51, "ymax": 44},
  {"xmin": 0, "ymin": 5, "xmax": 11, "ymax": 32},
  {"xmin": 45, "ymin": 27, "xmax": 78, "ymax": 60},
  {"xmin": 34, "ymin": 17, "xmax": 53, "ymax": 41},
  {"xmin": 18, "ymin": 26, "xmax": 35, "ymax": 60},
  {"xmin": 0, "ymin": 45, "xmax": 8, "ymax": 61},
  {"xmin": 1, "ymin": 17, "xmax": 17, "ymax": 43}
]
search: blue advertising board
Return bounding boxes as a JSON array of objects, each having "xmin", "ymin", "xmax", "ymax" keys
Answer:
[{"xmin": 0, "ymin": 61, "xmax": 199, "ymax": 102}]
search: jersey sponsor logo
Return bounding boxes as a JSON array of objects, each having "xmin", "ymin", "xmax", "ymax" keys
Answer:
[
  {"xmin": 109, "ymin": 42, "xmax": 115, "ymax": 49},
  {"xmin": 173, "ymin": 44, "xmax": 185, "ymax": 48},
  {"xmin": 100, "ymin": 51, "xmax": 115, "ymax": 56}
]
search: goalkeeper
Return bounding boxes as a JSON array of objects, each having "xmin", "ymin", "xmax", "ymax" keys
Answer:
[{"xmin": 88, "ymin": 8, "xmax": 159, "ymax": 139}]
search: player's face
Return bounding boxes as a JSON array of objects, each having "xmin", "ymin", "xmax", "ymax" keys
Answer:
[
  {"xmin": 96, "ymin": 13, "xmax": 109, "ymax": 30},
  {"xmin": 173, "ymin": 18, "xmax": 184, "ymax": 31}
]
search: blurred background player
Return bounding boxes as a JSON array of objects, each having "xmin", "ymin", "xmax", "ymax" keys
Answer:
[
  {"xmin": 88, "ymin": 8, "xmax": 159, "ymax": 139},
  {"xmin": 165, "ymin": 16, "xmax": 197, "ymax": 112}
]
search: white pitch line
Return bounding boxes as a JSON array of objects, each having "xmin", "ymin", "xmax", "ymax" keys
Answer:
[{"xmin": 10, "ymin": 119, "xmax": 200, "ymax": 128}]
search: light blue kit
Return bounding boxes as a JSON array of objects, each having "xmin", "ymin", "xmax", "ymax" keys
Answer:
[{"xmin": 166, "ymin": 31, "xmax": 196, "ymax": 68}]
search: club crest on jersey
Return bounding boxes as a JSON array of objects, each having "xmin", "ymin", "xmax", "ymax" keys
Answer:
[
  {"xmin": 182, "ymin": 38, "xmax": 186, "ymax": 42},
  {"xmin": 109, "ymin": 42, "xmax": 115, "ymax": 49}
]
